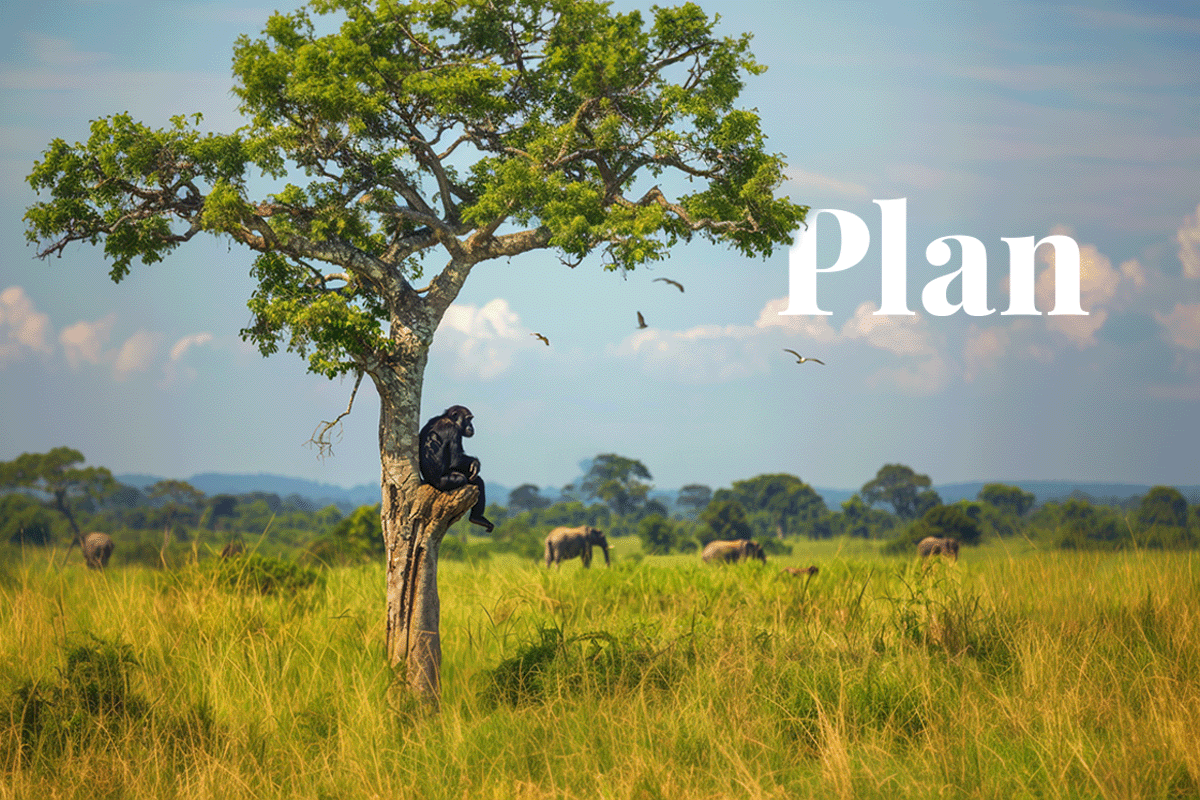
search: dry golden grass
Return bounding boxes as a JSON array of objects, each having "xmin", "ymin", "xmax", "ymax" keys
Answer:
[{"xmin": 1, "ymin": 543, "xmax": 1197, "ymax": 799}]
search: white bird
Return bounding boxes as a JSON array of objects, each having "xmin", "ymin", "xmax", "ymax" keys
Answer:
[{"xmin": 784, "ymin": 349, "xmax": 825, "ymax": 365}]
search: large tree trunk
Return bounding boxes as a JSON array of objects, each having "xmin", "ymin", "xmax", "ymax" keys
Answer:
[{"xmin": 375, "ymin": 358, "xmax": 476, "ymax": 705}]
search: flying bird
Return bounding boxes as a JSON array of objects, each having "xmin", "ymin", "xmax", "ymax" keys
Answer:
[
  {"xmin": 531, "ymin": 332, "xmax": 550, "ymax": 346},
  {"xmin": 654, "ymin": 277, "xmax": 685, "ymax": 293},
  {"xmin": 784, "ymin": 349, "xmax": 824, "ymax": 365},
  {"xmin": 637, "ymin": 311, "xmax": 649, "ymax": 329}
]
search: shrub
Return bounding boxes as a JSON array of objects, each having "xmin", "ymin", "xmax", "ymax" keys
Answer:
[
  {"xmin": 210, "ymin": 553, "xmax": 324, "ymax": 595},
  {"xmin": 7, "ymin": 636, "xmax": 149, "ymax": 767}
]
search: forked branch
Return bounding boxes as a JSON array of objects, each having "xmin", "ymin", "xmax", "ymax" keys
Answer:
[{"xmin": 307, "ymin": 370, "xmax": 364, "ymax": 458}]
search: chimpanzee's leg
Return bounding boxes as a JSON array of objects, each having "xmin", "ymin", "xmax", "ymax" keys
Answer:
[{"xmin": 468, "ymin": 476, "xmax": 493, "ymax": 532}]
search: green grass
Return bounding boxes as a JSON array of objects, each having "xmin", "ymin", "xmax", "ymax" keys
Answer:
[{"xmin": 2, "ymin": 541, "xmax": 1198, "ymax": 799}]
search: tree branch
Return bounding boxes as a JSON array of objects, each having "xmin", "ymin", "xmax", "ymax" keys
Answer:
[{"xmin": 306, "ymin": 370, "xmax": 364, "ymax": 459}]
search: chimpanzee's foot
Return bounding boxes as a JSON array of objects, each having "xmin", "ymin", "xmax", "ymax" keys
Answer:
[{"xmin": 470, "ymin": 515, "xmax": 494, "ymax": 533}]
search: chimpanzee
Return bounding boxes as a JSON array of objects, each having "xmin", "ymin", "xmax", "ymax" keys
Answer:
[{"xmin": 418, "ymin": 405, "xmax": 494, "ymax": 532}]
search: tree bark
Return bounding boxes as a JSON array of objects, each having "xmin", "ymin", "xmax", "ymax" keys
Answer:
[{"xmin": 374, "ymin": 353, "xmax": 477, "ymax": 705}]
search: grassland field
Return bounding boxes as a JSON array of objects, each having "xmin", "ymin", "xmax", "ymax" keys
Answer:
[{"xmin": 2, "ymin": 537, "xmax": 1198, "ymax": 799}]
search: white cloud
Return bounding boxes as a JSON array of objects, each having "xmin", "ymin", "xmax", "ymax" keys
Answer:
[
  {"xmin": 59, "ymin": 314, "xmax": 115, "ymax": 369},
  {"xmin": 158, "ymin": 333, "xmax": 215, "ymax": 389},
  {"xmin": 0, "ymin": 286, "xmax": 53, "ymax": 364},
  {"xmin": 1154, "ymin": 303, "xmax": 1200, "ymax": 352},
  {"xmin": 838, "ymin": 302, "xmax": 949, "ymax": 394},
  {"xmin": 867, "ymin": 352, "xmax": 952, "ymax": 396},
  {"xmin": 840, "ymin": 302, "xmax": 937, "ymax": 356},
  {"xmin": 1177, "ymin": 203, "xmax": 1200, "ymax": 280},
  {"xmin": 435, "ymin": 298, "xmax": 530, "ymax": 380},
  {"xmin": 1036, "ymin": 234, "xmax": 1122, "ymax": 348},
  {"xmin": 613, "ymin": 297, "xmax": 948, "ymax": 392},
  {"xmin": 755, "ymin": 297, "xmax": 840, "ymax": 341},
  {"xmin": 963, "ymin": 324, "xmax": 1010, "ymax": 383},
  {"xmin": 611, "ymin": 323, "xmax": 771, "ymax": 383},
  {"xmin": 170, "ymin": 332, "xmax": 214, "ymax": 361},
  {"xmin": 113, "ymin": 330, "xmax": 161, "ymax": 379}
]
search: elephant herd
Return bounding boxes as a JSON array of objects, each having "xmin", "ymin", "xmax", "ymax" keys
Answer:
[
  {"xmin": 72, "ymin": 527, "xmax": 959, "ymax": 572},
  {"xmin": 541, "ymin": 527, "xmax": 777, "ymax": 569},
  {"xmin": 71, "ymin": 531, "xmax": 246, "ymax": 570},
  {"xmin": 543, "ymin": 529, "xmax": 960, "ymax": 569}
]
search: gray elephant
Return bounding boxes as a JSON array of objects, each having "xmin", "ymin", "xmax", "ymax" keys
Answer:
[
  {"xmin": 544, "ymin": 526, "xmax": 610, "ymax": 568},
  {"xmin": 82, "ymin": 532, "xmax": 114, "ymax": 569},
  {"xmin": 917, "ymin": 536, "xmax": 959, "ymax": 561},
  {"xmin": 701, "ymin": 539, "xmax": 766, "ymax": 564}
]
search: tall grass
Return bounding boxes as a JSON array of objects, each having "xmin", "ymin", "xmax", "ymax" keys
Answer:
[{"xmin": 2, "ymin": 543, "xmax": 1197, "ymax": 799}]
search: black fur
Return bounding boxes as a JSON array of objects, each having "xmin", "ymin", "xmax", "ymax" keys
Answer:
[{"xmin": 419, "ymin": 405, "xmax": 493, "ymax": 532}]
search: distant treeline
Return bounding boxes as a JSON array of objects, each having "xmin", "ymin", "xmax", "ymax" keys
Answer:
[{"xmin": 3, "ymin": 449, "xmax": 1197, "ymax": 568}]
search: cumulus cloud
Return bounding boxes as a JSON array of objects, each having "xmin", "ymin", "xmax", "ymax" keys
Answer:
[
  {"xmin": 612, "ymin": 296, "xmax": 949, "ymax": 393},
  {"xmin": 840, "ymin": 302, "xmax": 939, "ymax": 356},
  {"xmin": 611, "ymin": 323, "xmax": 772, "ymax": 383},
  {"xmin": 1178, "ymin": 203, "xmax": 1200, "ymax": 279},
  {"xmin": 755, "ymin": 297, "xmax": 840, "ymax": 341},
  {"xmin": 113, "ymin": 330, "xmax": 161, "ymax": 379},
  {"xmin": 963, "ymin": 325, "xmax": 1010, "ymax": 383},
  {"xmin": 0, "ymin": 286, "xmax": 53, "ymax": 364},
  {"xmin": 435, "ymin": 298, "xmax": 531, "ymax": 380},
  {"xmin": 59, "ymin": 314, "xmax": 115, "ymax": 369},
  {"xmin": 157, "ymin": 332, "xmax": 215, "ymax": 388},
  {"xmin": 170, "ymin": 332, "xmax": 214, "ymax": 361},
  {"xmin": 1154, "ymin": 303, "xmax": 1200, "ymax": 352},
  {"xmin": 1035, "ymin": 236, "xmax": 1120, "ymax": 347},
  {"xmin": 839, "ymin": 302, "xmax": 949, "ymax": 394}
]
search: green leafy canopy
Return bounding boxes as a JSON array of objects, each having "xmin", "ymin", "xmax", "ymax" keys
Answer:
[{"xmin": 25, "ymin": 0, "xmax": 807, "ymax": 381}]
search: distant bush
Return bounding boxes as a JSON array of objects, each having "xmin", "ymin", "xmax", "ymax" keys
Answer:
[
  {"xmin": 757, "ymin": 537, "xmax": 793, "ymax": 557},
  {"xmin": 1, "ymin": 494, "xmax": 54, "ymax": 546},
  {"xmin": 910, "ymin": 504, "xmax": 983, "ymax": 546},
  {"xmin": 209, "ymin": 553, "xmax": 324, "ymax": 595},
  {"xmin": 637, "ymin": 515, "xmax": 678, "ymax": 555},
  {"xmin": 302, "ymin": 504, "xmax": 382, "ymax": 566},
  {"xmin": 438, "ymin": 535, "xmax": 491, "ymax": 562}
]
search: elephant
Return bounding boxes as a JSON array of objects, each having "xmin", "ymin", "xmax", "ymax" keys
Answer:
[
  {"xmin": 917, "ymin": 536, "xmax": 959, "ymax": 561},
  {"xmin": 701, "ymin": 539, "xmax": 766, "ymax": 564},
  {"xmin": 82, "ymin": 532, "xmax": 114, "ymax": 569},
  {"xmin": 781, "ymin": 565, "xmax": 819, "ymax": 578},
  {"xmin": 544, "ymin": 526, "xmax": 610, "ymax": 568}
]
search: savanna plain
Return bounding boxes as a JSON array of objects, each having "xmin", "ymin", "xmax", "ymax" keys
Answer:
[{"xmin": 3, "ymin": 540, "xmax": 1198, "ymax": 800}]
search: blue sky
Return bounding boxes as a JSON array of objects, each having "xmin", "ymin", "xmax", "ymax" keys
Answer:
[{"xmin": 1, "ymin": 0, "xmax": 1198, "ymax": 496}]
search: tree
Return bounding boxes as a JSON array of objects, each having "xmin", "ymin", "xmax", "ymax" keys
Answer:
[
  {"xmin": 698, "ymin": 498, "xmax": 753, "ymax": 544},
  {"xmin": 1, "ymin": 493, "xmax": 55, "ymax": 546},
  {"xmin": 580, "ymin": 454, "xmax": 654, "ymax": 518},
  {"xmin": 1138, "ymin": 486, "xmax": 1188, "ymax": 529},
  {"xmin": 861, "ymin": 464, "xmax": 940, "ymax": 521},
  {"xmin": 637, "ymin": 514, "xmax": 678, "ymax": 555},
  {"xmin": 714, "ymin": 473, "xmax": 825, "ymax": 538},
  {"xmin": 676, "ymin": 484, "xmax": 712, "ymax": 517},
  {"xmin": 508, "ymin": 484, "xmax": 552, "ymax": 514},
  {"xmin": 978, "ymin": 483, "xmax": 1035, "ymax": 517},
  {"xmin": 207, "ymin": 495, "xmax": 239, "ymax": 530},
  {"xmin": 835, "ymin": 493, "xmax": 897, "ymax": 539},
  {"xmin": 148, "ymin": 479, "xmax": 206, "ymax": 543},
  {"xmin": 0, "ymin": 448, "xmax": 116, "ymax": 554},
  {"xmin": 24, "ymin": 0, "xmax": 805, "ymax": 704},
  {"xmin": 910, "ymin": 503, "xmax": 982, "ymax": 546}
]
